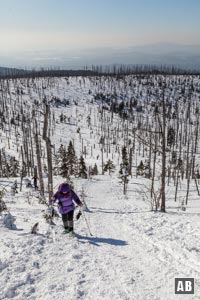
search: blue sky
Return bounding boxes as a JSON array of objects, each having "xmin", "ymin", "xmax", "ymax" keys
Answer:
[
  {"xmin": 0, "ymin": 0, "xmax": 200, "ymax": 68},
  {"xmin": 0, "ymin": 0, "xmax": 199, "ymax": 52}
]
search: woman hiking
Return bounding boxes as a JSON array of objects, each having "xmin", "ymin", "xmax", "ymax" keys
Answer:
[{"xmin": 50, "ymin": 183, "xmax": 83, "ymax": 234}]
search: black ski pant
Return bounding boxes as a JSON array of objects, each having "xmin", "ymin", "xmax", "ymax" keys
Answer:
[{"xmin": 62, "ymin": 210, "xmax": 74, "ymax": 230}]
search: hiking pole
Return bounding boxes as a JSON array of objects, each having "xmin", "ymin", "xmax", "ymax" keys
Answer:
[
  {"xmin": 81, "ymin": 209, "xmax": 93, "ymax": 236},
  {"xmin": 82, "ymin": 198, "xmax": 90, "ymax": 212}
]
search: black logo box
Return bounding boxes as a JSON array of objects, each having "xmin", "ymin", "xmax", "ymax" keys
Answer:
[{"xmin": 175, "ymin": 278, "xmax": 194, "ymax": 294}]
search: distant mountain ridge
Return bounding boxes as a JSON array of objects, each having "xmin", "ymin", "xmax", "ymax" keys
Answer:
[
  {"xmin": 0, "ymin": 43, "xmax": 200, "ymax": 71},
  {"xmin": 0, "ymin": 66, "xmax": 26, "ymax": 76}
]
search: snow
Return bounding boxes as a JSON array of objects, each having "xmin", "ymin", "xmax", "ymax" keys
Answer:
[
  {"xmin": 0, "ymin": 175, "xmax": 200, "ymax": 300},
  {"xmin": 1, "ymin": 75, "xmax": 200, "ymax": 299}
]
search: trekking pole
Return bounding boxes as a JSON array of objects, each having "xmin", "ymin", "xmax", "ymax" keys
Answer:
[
  {"xmin": 82, "ymin": 198, "xmax": 90, "ymax": 212},
  {"xmin": 81, "ymin": 209, "xmax": 93, "ymax": 236}
]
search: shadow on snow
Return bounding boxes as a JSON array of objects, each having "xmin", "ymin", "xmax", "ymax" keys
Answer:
[
  {"xmin": 89, "ymin": 207, "xmax": 151, "ymax": 215},
  {"xmin": 75, "ymin": 233, "xmax": 128, "ymax": 247}
]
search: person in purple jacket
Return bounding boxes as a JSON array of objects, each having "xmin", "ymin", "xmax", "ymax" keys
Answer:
[{"xmin": 50, "ymin": 183, "xmax": 83, "ymax": 233}]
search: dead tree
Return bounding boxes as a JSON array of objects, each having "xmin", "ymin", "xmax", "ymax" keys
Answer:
[
  {"xmin": 160, "ymin": 86, "xmax": 166, "ymax": 212},
  {"xmin": 34, "ymin": 120, "xmax": 44, "ymax": 196},
  {"xmin": 43, "ymin": 104, "xmax": 53, "ymax": 200}
]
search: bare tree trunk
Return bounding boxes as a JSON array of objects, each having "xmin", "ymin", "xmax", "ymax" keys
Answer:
[
  {"xmin": 174, "ymin": 168, "xmax": 180, "ymax": 202},
  {"xmin": 34, "ymin": 121, "xmax": 44, "ymax": 196},
  {"xmin": 186, "ymin": 159, "xmax": 192, "ymax": 205},
  {"xmin": 161, "ymin": 87, "xmax": 166, "ymax": 212},
  {"xmin": 194, "ymin": 176, "xmax": 200, "ymax": 196},
  {"xmin": 46, "ymin": 137, "xmax": 53, "ymax": 200},
  {"xmin": 151, "ymin": 135, "xmax": 157, "ymax": 200},
  {"xmin": 43, "ymin": 104, "xmax": 53, "ymax": 200},
  {"xmin": 129, "ymin": 147, "xmax": 133, "ymax": 176}
]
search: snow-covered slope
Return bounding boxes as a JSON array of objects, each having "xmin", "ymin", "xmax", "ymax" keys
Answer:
[
  {"xmin": 1, "ymin": 174, "xmax": 200, "ymax": 300},
  {"xmin": 1, "ymin": 75, "xmax": 200, "ymax": 299}
]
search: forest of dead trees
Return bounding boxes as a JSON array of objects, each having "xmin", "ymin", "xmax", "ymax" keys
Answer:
[{"xmin": 0, "ymin": 73, "xmax": 200, "ymax": 213}]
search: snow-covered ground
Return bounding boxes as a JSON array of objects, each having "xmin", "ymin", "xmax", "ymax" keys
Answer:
[
  {"xmin": 1, "ymin": 75, "xmax": 200, "ymax": 300},
  {"xmin": 1, "ymin": 174, "xmax": 200, "ymax": 300}
]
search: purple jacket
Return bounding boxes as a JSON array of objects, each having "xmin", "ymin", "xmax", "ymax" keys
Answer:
[{"xmin": 50, "ymin": 183, "xmax": 82, "ymax": 214}]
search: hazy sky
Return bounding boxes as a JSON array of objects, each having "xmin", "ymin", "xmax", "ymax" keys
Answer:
[
  {"xmin": 0, "ymin": 0, "xmax": 200, "ymax": 54},
  {"xmin": 0, "ymin": 0, "xmax": 200, "ymax": 69}
]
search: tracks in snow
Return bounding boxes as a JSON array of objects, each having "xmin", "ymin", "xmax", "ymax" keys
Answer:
[{"xmin": 1, "ymin": 176, "xmax": 200, "ymax": 300}]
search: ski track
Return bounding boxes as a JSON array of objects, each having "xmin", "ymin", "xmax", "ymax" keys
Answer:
[{"xmin": 1, "ymin": 176, "xmax": 200, "ymax": 300}]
